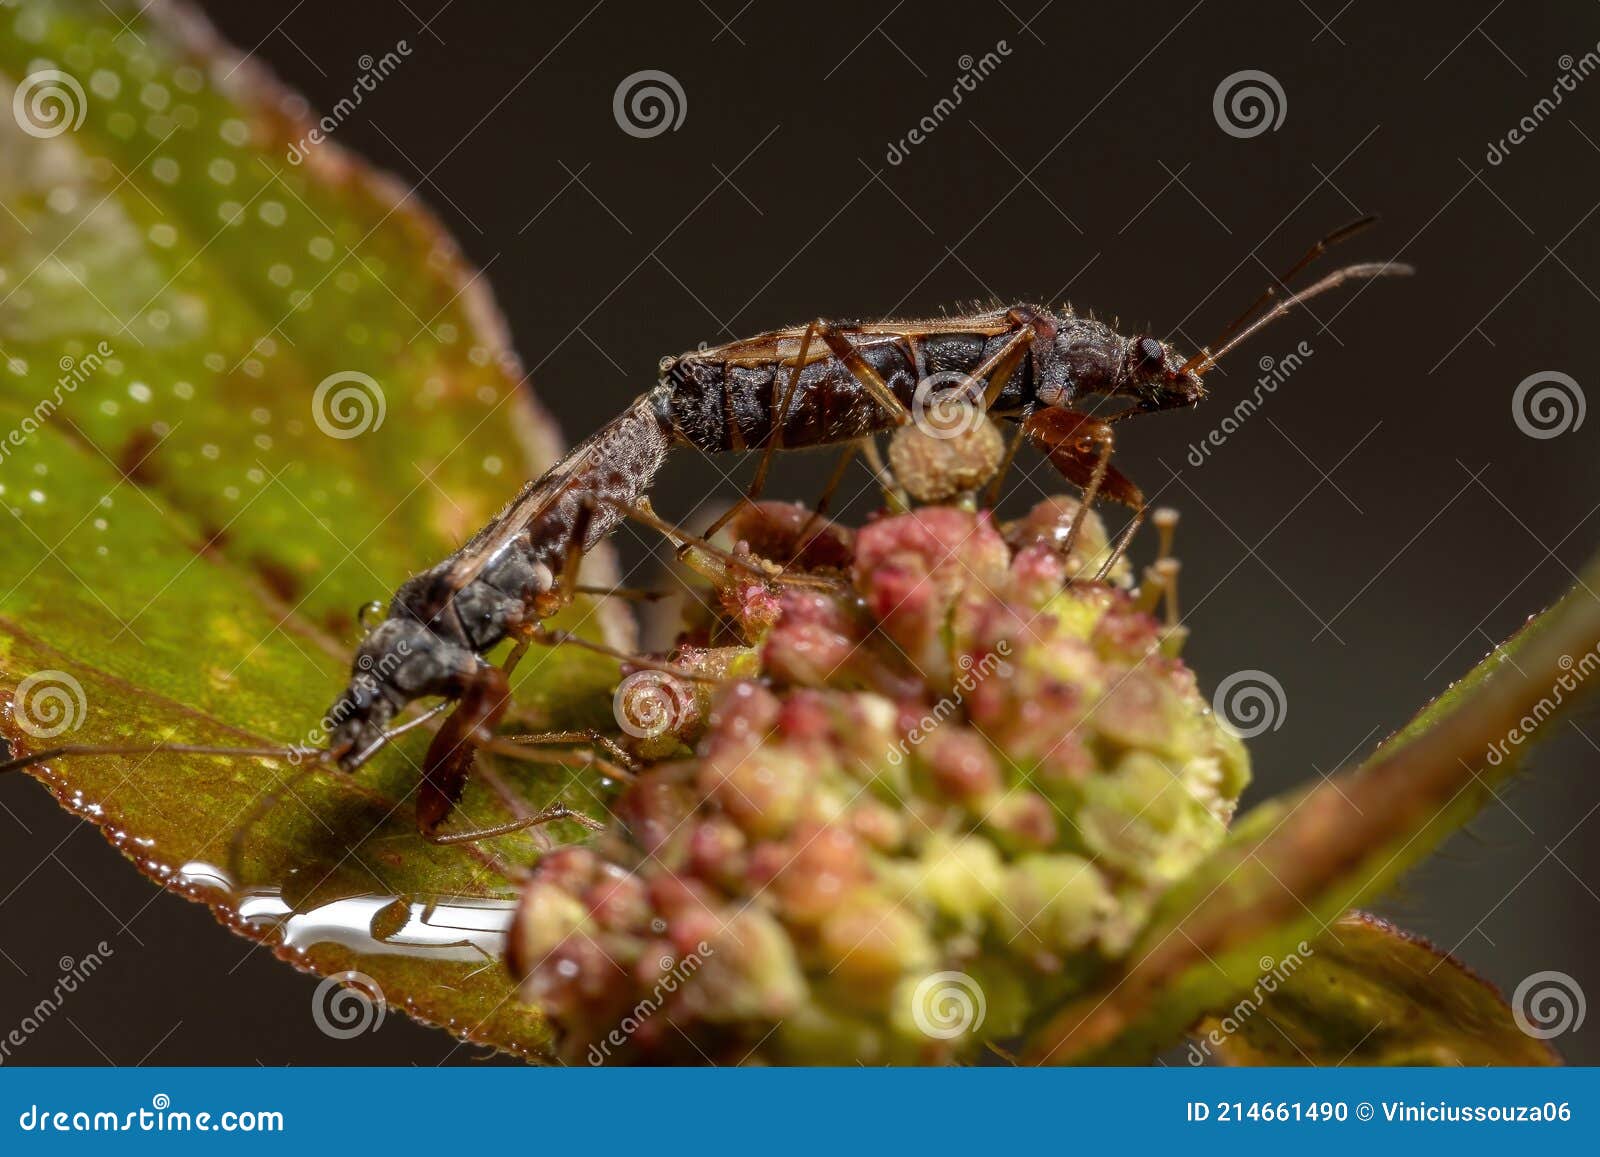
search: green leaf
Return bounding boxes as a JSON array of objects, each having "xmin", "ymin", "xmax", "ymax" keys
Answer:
[
  {"xmin": 0, "ymin": 0, "xmax": 626, "ymax": 1057},
  {"xmin": 1024, "ymin": 549, "xmax": 1600, "ymax": 1064},
  {"xmin": 1191, "ymin": 912, "xmax": 1557, "ymax": 1066}
]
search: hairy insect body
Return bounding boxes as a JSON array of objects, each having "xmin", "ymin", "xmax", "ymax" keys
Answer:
[
  {"xmin": 0, "ymin": 222, "xmax": 1406, "ymax": 847},
  {"xmin": 328, "ymin": 306, "xmax": 1198, "ymax": 764},
  {"xmin": 662, "ymin": 328, "xmax": 1009, "ymax": 450},
  {"xmin": 329, "ymin": 393, "xmax": 673, "ymax": 763}
]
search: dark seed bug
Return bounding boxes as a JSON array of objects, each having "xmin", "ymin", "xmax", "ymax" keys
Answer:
[{"xmin": 1, "ymin": 219, "xmax": 1409, "ymax": 846}]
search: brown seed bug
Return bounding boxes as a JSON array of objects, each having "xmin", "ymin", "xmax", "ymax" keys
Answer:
[{"xmin": 1, "ymin": 219, "xmax": 1408, "ymax": 849}]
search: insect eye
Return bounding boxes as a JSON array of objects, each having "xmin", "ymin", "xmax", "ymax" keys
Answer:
[{"xmin": 1134, "ymin": 336, "xmax": 1165, "ymax": 372}]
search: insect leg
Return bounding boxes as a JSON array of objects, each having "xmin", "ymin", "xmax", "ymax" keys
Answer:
[
  {"xmin": 492, "ymin": 730, "xmax": 638, "ymax": 778},
  {"xmin": 613, "ymin": 499, "xmax": 841, "ymax": 590},
  {"xmin": 983, "ymin": 403, "xmax": 1035, "ymax": 509},
  {"xmin": 973, "ymin": 324, "xmax": 1034, "ymax": 411},
  {"xmin": 1022, "ymin": 408, "xmax": 1146, "ymax": 578},
  {"xmin": 420, "ymin": 757, "xmax": 603, "ymax": 846},
  {"xmin": 572, "ymin": 583, "xmax": 673, "ymax": 603},
  {"xmin": 703, "ymin": 321, "xmax": 821, "ymax": 539},
  {"xmin": 223, "ymin": 702, "xmax": 453, "ymax": 879},
  {"xmin": 524, "ymin": 626, "xmax": 721, "ymax": 684},
  {"xmin": 816, "ymin": 323, "xmax": 914, "ymax": 426},
  {"xmin": 857, "ymin": 435, "xmax": 908, "ymax": 512},
  {"xmin": 416, "ymin": 664, "xmax": 512, "ymax": 837},
  {"xmin": 783, "ymin": 439, "xmax": 864, "ymax": 560}
]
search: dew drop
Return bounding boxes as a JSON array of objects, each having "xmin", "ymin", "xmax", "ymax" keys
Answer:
[{"xmin": 357, "ymin": 600, "xmax": 386, "ymax": 633}]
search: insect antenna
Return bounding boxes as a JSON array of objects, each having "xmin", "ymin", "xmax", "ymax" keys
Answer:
[
  {"xmin": 1180, "ymin": 259, "xmax": 1413, "ymax": 378},
  {"xmin": 1203, "ymin": 215, "xmax": 1381, "ymax": 357},
  {"xmin": 0, "ymin": 698, "xmax": 455, "ymax": 781},
  {"xmin": 0, "ymin": 740, "xmax": 319, "ymax": 777}
]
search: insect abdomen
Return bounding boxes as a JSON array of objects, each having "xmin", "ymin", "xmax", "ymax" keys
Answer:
[{"xmin": 663, "ymin": 341, "xmax": 921, "ymax": 452}]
